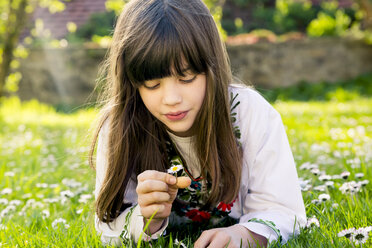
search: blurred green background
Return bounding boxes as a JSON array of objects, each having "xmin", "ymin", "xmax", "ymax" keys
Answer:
[{"xmin": 0, "ymin": 0, "xmax": 372, "ymax": 247}]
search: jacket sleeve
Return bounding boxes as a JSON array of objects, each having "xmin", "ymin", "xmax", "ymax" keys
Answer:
[
  {"xmin": 94, "ymin": 121, "xmax": 168, "ymax": 246},
  {"xmin": 235, "ymin": 88, "xmax": 307, "ymax": 244}
]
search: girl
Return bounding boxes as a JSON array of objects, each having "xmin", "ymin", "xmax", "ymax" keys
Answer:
[{"xmin": 90, "ymin": 0, "xmax": 306, "ymax": 247}]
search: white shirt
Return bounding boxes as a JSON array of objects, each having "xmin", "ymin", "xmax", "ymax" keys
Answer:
[{"xmin": 95, "ymin": 84, "xmax": 307, "ymax": 245}]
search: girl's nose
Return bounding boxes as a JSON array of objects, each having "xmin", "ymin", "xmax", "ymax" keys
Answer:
[{"xmin": 162, "ymin": 78, "xmax": 182, "ymax": 105}]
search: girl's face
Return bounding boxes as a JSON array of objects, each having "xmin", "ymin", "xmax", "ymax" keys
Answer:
[{"xmin": 138, "ymin": 70, "xmax": 206, "ymax": 137}]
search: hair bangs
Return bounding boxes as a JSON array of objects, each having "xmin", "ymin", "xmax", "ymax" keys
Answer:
[{"xmin": 124, "ymin": 9, "xmax": 207, "ymax": 87}]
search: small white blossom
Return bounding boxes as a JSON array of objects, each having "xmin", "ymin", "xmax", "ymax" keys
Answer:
[
  {"xmin": 9, "ymin": 200, "xmax": 22, "ymax": 206},
  {"xmin": 318, "ymin": 175, "xmax": 332, "ymax": 181},
  {"xmin": 325, "ymin": 181, "xmax": 334, "ymax": 188},
  {"xmin": 311, "ymin": 199, "xmax": 321, "ymax": 205},
  {"xmin": 313, "ymin": 185, "xmax": 327, "ymax": 192},
  {"xmin": 332, "ymin": 203, "xmax": 339, "ymax": 208},
  {"xmin": 1, "ymin": 205, "xmax": 16, "ymax": 218},
  {"xmin": 306, "ymin": 216, "xmax": 320, "ymax": 228},
  {"xmin": 49, "ymin": 184, "xmax": 58, "ymax": 188},
  {"xmin": 60, "ymin": 190, "xmax": 75, "ymax": 198},
  {"xmin": 299, "ymin": 162, "xmax": 318, "ymax": 170},
  {"xmin": 310, "ymin": 168, "xmax": 320, "ymax": 176},
  {"xmin": 43, "ymin": 198, "xmax": 59, "ymax": 203},
  {"xmin": 298, "ymin": 178, "xmax": 311, "ymax": 191},
  {"xmin": 62, "ymin": 178, "xmax": 82, "ymax": 188},
  {"xmin": 174, "ymin": 238, "xmax": 187, "ymax": 248},
  {"xmin": 359, "ymin": 180, "xmax": 369, "ymax": 186},
  {"xmin": 318, "ymin": 194, "xmax": 330, "ymax": 202},
  {"xmin": 36, "ymin": 194, "xmax": 44, "ymax": 199},
  {"xmin": 42, "ymin": 210, "xmax": 50, "ymax": 218},
  {"xmin": 339, "ymin": 181, "xmax": 361, "ymax": 194},
  {"xmin": 78, "ymin": 194, "xmax": 92, "ymax": 204},
  {"xmin": 355, "ymin": 173, "xmax": 364, "ymax": 179},
  {"xmin": 338, "ymin": 227, "xmax": 355, "ymax": 238},
  {"xmin": 352, "ymin": 228, "xmax": 369, "ymax": 244},
  {"xmin": 36, "ymin": 183, "xmax": 48, "ymax": 188},
  {"xmin": 76, "ymin": 209, "xmax": 84, "ymax": 214},
  {"xmin": 332, "ymin": 174, "xmax": 342, "ymax": 180},
  {"xmin": 0, "ymin": 199, "xmax": 9, "ymax": 205},
  {"xmin": 1, "ymin": 188, "xmax": 12, "ymax": 195},
  {"xmin": 4, "ymin": 172, "xmax": 15, "ymax": 177},
  {"xmin": 167, "ymin": 165, "xmax": 183, "ymax": 174},
  {"xmin": 340, "ymin": 171, "xmax": 350, "ymax": 180},
  {"xmin": 22, "ymin": 193, "xmax": 32, "ymax": 199},
  {"xmin": 52, "ymin": 218, "xmax": 69, "ymax": 229}
]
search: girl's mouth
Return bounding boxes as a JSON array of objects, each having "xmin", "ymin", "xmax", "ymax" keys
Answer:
[{"xmin": 165, "ymin": 111, "xmax": 188, "ymax": 121}]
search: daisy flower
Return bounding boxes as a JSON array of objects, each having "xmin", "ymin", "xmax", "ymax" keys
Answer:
[
  {"xmin": 359, "ymin": 180, "xmax": 369, "ymax": 187},
  {"xmin": 318, "ymin": 194, "xmax": 330, "ymax": 202},
  {"xmin": 319, "ymin": 175, "xmax": 332, "ymax": 181},
  {"xmin": 174, "ymin": 239, "xmax": 187, "ymax": 248},
  {"xmin": 313, "ymin": 185, "xmax": 326, "ymax": 192},
  {"xmin": 167, "ymin": 165, "xmax": 183, "ymax": 174},
  {"xmin": 338, "ymin": 227, "xmax": 355, "ymax": 239},
  {"xmin": 60, "ymin": 190, "xmax": 75, "ymax": 198},
  {"xmin": 306, "ymin": 216, "xmax": 320, "ymax": 228},
  {"xmin": 325, "ymin": 181, "xmax": 334, "ymax": 188},
  {"xmin": 311, "ymin": 199, "xmax": 321, "ymax": 205},
  {"xmin": 352, "ymin": 228, "xmax": 369, "ymax": 244},
  {"xmin": 42, "ymin": 210, "xmax": 50, "ymax": 218},
  {"xmin": 355, "ymin": 173, "xmax": 364, "ymax": 179},
  {"xmin": 0, "ymin": 188, "xmax": 12, "ymax": 195},
  {"xmin": 340, "ymin": 171, "xmax": 350, "ymax": 180},
  {"xmin": 52, "ymin": 218, "xmax": 69, "ymax": 229},
  {"xmin": 311, "ymin": 168, "xmax": 320, "ymax": 176}
]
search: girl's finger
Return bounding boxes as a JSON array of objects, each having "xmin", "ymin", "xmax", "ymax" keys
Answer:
[
  {"xmin": 194, "ymin": 230, "xmax": 218, "ymax": 248},
  {"xmin": 206, "ymin": 233, "xmax": 231, "ymax": 248},
  {"xmin": 140, "ymin": 204, "xmax": 165, "ymax": 219},
  {"xmin": 137, "ymin": 170, "xmax": 176, "ymax": 185},
  {"xmin": 137, "ymin": 191, "xmax": 170, "ymax": 206},
  {"xmin": 136, "ymin": 180, "xmax": 168, "ymax": 194}
]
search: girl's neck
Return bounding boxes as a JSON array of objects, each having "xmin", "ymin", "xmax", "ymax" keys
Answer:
[{"xmin": 167, "ymin": 130, "xmax": 196, "ymax": 143}]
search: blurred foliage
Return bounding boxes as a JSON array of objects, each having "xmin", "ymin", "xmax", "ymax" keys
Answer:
[
  {"xmin": 67, "ymin": 11, "xmax": 116, "ymax": 43},
  {"xmin": 64, "ymin": 0, "xmax": 372, "ymax": 45},
  {"xmin": 273, "ymin": 0, "xmax": 318, "ymax": 34},
  {"xmin": 258, "ymin": 72, "xmax": 372, "ymax": 103},
  {"xmin": 0, "ymin": 0, "xmax": 67, "ymax": 97},
  {"xmin": 69, "ymin": 0, "xmax": 228, "ymax": 46},
  {"xmin": 222, "ymin": 0, "xmax": 372, "ymax": 43}
]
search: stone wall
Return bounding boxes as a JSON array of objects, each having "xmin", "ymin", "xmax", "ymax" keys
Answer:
[{"xmin": 17, "ymin": 37, "xmax": 372, "ymax": 106}]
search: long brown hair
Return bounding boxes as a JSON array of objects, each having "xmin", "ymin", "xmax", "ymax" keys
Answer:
[{"xmin": 90, "ymin": 0, "xmax": 242, "ymax": 223}]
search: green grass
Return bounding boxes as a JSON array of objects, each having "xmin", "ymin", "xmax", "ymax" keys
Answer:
[{"xmin": 0, "ymin": 94, "xmax": 371, "ymax": 247}]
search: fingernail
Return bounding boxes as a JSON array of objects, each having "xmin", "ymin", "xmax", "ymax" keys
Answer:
[{"xmin": 169, "ymin": 176, "xmax": 176, "ymax": 184}]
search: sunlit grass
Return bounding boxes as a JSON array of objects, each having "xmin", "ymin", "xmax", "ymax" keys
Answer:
[{"xmin": 0, "ymin": 96, "xmax": 371, "ymax": 247}]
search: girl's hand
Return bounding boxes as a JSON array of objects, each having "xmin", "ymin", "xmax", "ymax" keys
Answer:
[
  {"xmin": 136, "ymin": 170, "xmax": 190, "ymax": 234},
  {"xmin": 194, "ymin": 224, "xmax": 268, "ymax": 248}
]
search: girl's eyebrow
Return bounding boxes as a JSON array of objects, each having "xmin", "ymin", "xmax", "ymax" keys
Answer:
[
  {"xmin": 180, "ymin": 67, "xmax": 191, "ymax": 73},
  {"xmin": 181, "ymin": 66, "xmax": 191, "ymax": 73}
]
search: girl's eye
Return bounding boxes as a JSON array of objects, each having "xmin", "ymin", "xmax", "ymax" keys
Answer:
[
  {"xmin": 143, "ymin": 82, "xmax": 160, "ymax": 89},
  {"xmin": 180, "ymin": 75, "xmax": 197, "ymax": 83}
]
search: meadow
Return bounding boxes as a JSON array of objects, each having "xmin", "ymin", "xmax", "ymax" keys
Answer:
[{"xmin": 0, "ymin": 87, "xmax": 371, "ymax": 247}]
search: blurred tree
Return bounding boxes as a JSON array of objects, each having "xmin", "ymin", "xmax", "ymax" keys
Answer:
[
  {"xmin": 0, "ymin": 0, "xmax": 66, "ymax": 97},
  {"xmin": 355, "ymin": 0, "xmax": 372, "ymax": 30}
]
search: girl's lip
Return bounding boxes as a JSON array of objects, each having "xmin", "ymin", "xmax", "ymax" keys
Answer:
[{"xmin": 165, "ymin": 111, "xmax": 188, "ymax": 121}]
